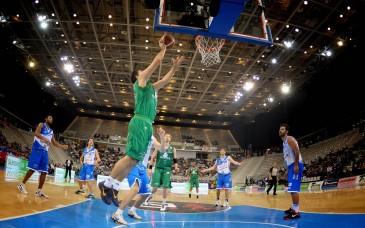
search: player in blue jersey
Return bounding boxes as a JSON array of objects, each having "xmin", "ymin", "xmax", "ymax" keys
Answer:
[
  {"xmin": 279, "ymin": 123, "xmax": 304, "ymax": 220},
  {"xmin": 111, "ymin": 127, "xmax": 166, "ymax": 225},
  {"xmin": 201, "ymin": 148, "xmax": 241, "ymax": 207},
  {"xmin": 18, "ymin": 115, "xmax": 69, "ymax": 198},
  {"xmin": 75, "ymin": 138, "xmax": 101, "ymax": 198}
]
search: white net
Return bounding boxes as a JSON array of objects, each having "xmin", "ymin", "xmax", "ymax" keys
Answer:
[{"xmin": 195, "ymin": 35, "xmax": 225, "ymax": 67}]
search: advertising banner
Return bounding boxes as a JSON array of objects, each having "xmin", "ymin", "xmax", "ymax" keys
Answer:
[
  {"xmin": 170, "ymin": 182, "xmax": 208, "ymax": 195},
  {"xmin": 337, "ymin": 176, "xmax": 357, "ymax": 188},
  {"xmin": 5, "ymin": 155, "xmax": 39, "ymax": 181},
  {"xmin": 322, "ymin": 179, "xmax": 339, "ymax": 189},
  {"xmin": 307, "ymin": 181, "xmax": 323, "ymax": 191}
]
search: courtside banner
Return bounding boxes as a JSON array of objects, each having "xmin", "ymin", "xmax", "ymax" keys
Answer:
[
  {"xmin": 4, "ymin": 155, "xmax": 39, "ymax": 181},
  {"xmin": 322, "ymin": 179, "xmax": 339, "ymax": 189},
  {"xmin": 356, "ymin": 175, "xmax": 365, "ymax": 186},
  {"xmin": 245, "ymin": 184, "xmax": 259, "ymax": 193},
  {"xmin": 171, "ymin": 182, "xmax": 209, "ymax": 195},
  {"xmin": 307, "ymin": 181, "xmax": 323, "ymax": 191},
  {"xmin": 337, "ymin": 176, "xmax": 357, "ymax": 188},
  {"xmin": 300, "ymin": 182, "xmax": 309, "ymax": 191}
]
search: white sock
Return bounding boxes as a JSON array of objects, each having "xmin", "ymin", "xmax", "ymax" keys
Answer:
[
  {"xmin": 116, "ymin": 208, "xmax": 123, "ymax": 215},
  {"xmin": 162, "ymin": 198, "xmax": 167, "ymax": 204},
  {"xmin": 104, "ymin": 176, "xmax": 115, "ymax": 188},
  {"xmin": 292, "ymin": 203, "xmax": 299, "ymax": 212},
  {"xmin": 130, "ymin": 206, "xmax": 136, "ymax": 212},
  {"xmin": 112, "ymin": 180, "xmax": 121, "ymax": 191}
]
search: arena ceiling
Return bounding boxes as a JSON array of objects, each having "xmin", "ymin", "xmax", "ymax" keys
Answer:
[{"xmin": 0, "ymin": 0, "xmax": 362, "ymax": 128}]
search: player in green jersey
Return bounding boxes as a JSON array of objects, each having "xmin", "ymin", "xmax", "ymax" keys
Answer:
[
  {"xmin": 187, "ymin": 160, "xmax": 202, "ymax": 199},
  {"xmin": 144, "ymin": 133, "xmax": 179, "ymax": 211},
  {"xmin": 99, "ymin": 35, "xmax": 185, "ymax": 207}
]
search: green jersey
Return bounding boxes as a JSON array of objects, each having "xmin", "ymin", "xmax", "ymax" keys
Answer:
[
  {"xmin": 189, "ymin": 167, "xmax": 199, "ymax": 180},
  {"xmin": 133, "ymin": 81, "xmax": 157, "ymax": 122},
  {"xmin": 155, "ymin": 146, "xmax": 175, "ymax": 168}
]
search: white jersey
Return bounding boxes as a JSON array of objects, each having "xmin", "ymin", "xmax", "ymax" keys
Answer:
[
  {"xmin": 283, "ymin": 136, "xmax": 303, "ymax": 167},
  {"xmin": 217, "ymin": 156, "xmax": 230, "ymax": 174},
  {"xmin": 33, "ymin": 123, "xmax": 53, "ymax": 151},
  {"xmin": 83, "ymin": 147, "xmax": 96, "ymax": 165}
]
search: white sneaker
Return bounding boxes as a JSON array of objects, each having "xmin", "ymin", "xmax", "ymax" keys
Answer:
[
  {"xmin": 18, "ymin": 184, "xmax": 28, "ymax": 194},
  {"xmin": 143, "ymin": 194, "xmax": 152, "ymax": 206},
  {"xmin": 222, "ymin": 200, "xmax": 229, "ymax": 207},
  {"xmin": 35, "ymin": 190, "xmax": 49, "ymax": 199},
  {"xmin": 128, "ymin": 209, "xmax": 142, "ymax": 220},
  {"xmin": 160, "ymin": 203, "xmax": 167, "ymax": 211},
  {"xmin": 215, "ymin": 200, "xmax": 220, "ymax": 206},
  {"xmin": 111, "ymin": 212, "xmax": 128, "ymax": 225}
]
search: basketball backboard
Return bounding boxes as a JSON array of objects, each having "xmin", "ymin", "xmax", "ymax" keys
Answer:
[{"xmin": 153, "ymin": 0, "xmax": 273, "ymax": 46}]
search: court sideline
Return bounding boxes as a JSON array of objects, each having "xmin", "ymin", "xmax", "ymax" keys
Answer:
[{"xmin": 0, "ymin": 170, "xmax": 364, "ymax": 228}]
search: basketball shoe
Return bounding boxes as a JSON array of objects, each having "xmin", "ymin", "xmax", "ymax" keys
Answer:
[
  {"xmin": 128, "ymin": 209, "xmax": 142, "ymax": 220},
  {"xmin": 18, "ymin": 183, "xmax": 28, "ymax": 194},
  {"xmin": 85, "ymin": 193, "xmax": 95, "ymax": 199},
  {"xmin": 283, "ymin": 210, "xmax": 300, "ymax": 220},
  {"xmin": 35, "ymin": 190, "xmax": 49, "ymax": 199},
  {"xmin": 111, "ymin": 212, "xmax": 128, "ymax": 225},
  {"xmin": 143, "ymin": 194, "xmax": 153, "ymax": 206},
  {"xmin": 215, "ymin": 200, "xmax": 220, "ymax": 206},
  {"xmin": 98, "ymin": 181, "xmax": 112, "ymax": 205},
  {"xmin": 284, "ymin": 208, "xmax": 293, "ymax": 214},
  {"xmin": 222, "ymin": 200, "xmax": 229, "ymax": 207},
  {"xmin": 110, "ymin": 188, "xmax": 120, "ymax": 207},
  {"xmin": 75, "ymin": 189, "xmax": 85, "ymax": 194}
]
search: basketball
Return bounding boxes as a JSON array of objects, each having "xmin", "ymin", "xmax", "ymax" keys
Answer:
[{"xmin": 163, "ymin": 34, "xmax": 175, "ymax": 49}]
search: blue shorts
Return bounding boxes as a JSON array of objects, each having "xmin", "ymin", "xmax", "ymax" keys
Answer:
[
  {"xmin": 287, "ymin": 163, "xmax": 304, "ymax": 193},
  {"xmin": 78, "ymin": 164, "xmax": 95, "ymax": 181},
  {"xmin": 27, "ymin": 147, "xmax": 48, "ymax": 173},
  {"xmin": 127, "ymin": 163, "xmax": 151, "ymax": 195},
  {"xmin": 216, "ymin": 173, "xmax": 232, "ymax": 190}
]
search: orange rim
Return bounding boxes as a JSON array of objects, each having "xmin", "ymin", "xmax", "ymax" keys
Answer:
[{"xmin": 195, "ymin": 35, "xmax": 225, "ymax": 51}]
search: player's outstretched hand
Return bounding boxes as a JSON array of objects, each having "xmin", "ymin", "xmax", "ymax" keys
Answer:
[
  {"xmin": 172, "ymin": 56, "xmax": 185, "ymax": 68},
  {"xmin": 159, "ymin": 36, "xmax": 167, "ymax": 50},
  {"xmin": 157, "ymin": 127, "xmax": 165, "ymax": 137}
]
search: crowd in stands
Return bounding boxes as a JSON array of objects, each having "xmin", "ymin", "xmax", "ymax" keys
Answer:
[
  {"xmin": 304, "ymin": 137, "xmax": 365, "ymax": 180},
  {"xmin": 93, "ymin": 133, "xmax": 110, "ymax": 141},
  {"xmin": 0, "ymin": 130, "xmax": 31, "ymax": 161}
]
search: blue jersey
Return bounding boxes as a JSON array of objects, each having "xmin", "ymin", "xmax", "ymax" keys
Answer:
[{"xmin": 33, "ymin": 123, "xmax": 53, "ymax": 151}]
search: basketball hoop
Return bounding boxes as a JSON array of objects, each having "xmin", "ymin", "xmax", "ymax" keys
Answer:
[{"xmin": 195, "ymin": 35, "xmax": 225, "ymax": 67}]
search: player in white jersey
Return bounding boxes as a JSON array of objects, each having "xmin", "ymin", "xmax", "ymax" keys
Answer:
[
  {"xmin": 279, "ymin": 123, "xmax": 303, "ymax": 220},
  {"xmin": 201, "ymin": 148, "xmax": 241, "ymax": 207},
  {"xmin": 18, "ymin": 115, "xmax": 69, "ymax": 198},
  {"xmin": 75, "ymin": 138, "xmax": 101, "ymax": 199},
  {"xmin": 111, "ymin": 127, "xmax": 166, "ymax": 226}
]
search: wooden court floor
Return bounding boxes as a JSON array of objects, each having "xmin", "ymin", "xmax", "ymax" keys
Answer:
[{"xmin": 1, "ymin": 169, "xmax": 365, "ymax": 227}]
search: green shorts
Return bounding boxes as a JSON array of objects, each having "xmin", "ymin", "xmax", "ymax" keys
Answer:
[
  {"xmin": 126, "ymin": 115, "xmax": 153, "ymax": 161},
  {"xmin": 190, "ymin": 179, "xmax": 199, "ymax": 188},
  {"xmin": 151, "ymin": 167, "xmax": 172, "ymax": 189}
]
